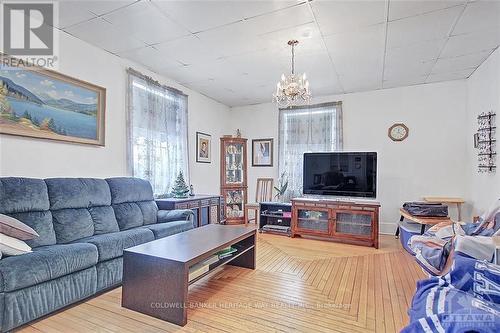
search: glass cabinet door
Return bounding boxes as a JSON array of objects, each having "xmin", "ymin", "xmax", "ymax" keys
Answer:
[
  {"xmin": 295, "ymin": 208, "xmax": 330, "ymax": 235},
  {"xmin": 224, "ymin": 142, "xmax": 245, "ymax": 185},
  {"xmin": 224, "ymin": 189, "xmax": 245, "ymax": 219},
  {"xmin": 334, "ymin": 211, "xmax": 373, "ymax": 238}
]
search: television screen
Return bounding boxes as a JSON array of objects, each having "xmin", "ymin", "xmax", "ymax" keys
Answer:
[{"xmin": 303, "ymin": 152, "xmax": 377, "ymax": 198}]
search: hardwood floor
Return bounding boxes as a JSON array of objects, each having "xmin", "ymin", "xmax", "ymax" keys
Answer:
[{"xmin": 17, "ymin": 233, "xmax": 426, "ymax": 333}]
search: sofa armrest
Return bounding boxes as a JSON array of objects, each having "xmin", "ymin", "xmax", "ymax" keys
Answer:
[{"xmin": 157, "ymin": 209, "xmax": 195, "ymax": 226}]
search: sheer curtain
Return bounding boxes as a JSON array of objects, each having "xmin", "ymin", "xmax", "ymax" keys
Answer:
[
  {"xmin": 127, "ymin": 69, "xmax": 189, "ymax": 197},
  {"xmin": 278, "ymin": 102, "xmax": 343, "ymax": 200}
]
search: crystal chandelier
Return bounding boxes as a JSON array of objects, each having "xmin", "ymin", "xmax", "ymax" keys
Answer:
[{"xmin": 273, "ymin": 40, "xmax": 311, "ymax": 108}]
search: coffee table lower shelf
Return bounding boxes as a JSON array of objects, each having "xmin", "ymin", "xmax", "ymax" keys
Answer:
[
  {"xmin": 121, "ymin": 225, "xmax": 256, "ymax": 326},
  {"xmin": 188, "ymin": 244, "xmax": 255, "ymax": 285}
]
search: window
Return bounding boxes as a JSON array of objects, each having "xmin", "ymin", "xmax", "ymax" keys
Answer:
[
  {"xmin": 278, "ymin": 102, "xmax": 343, "ymax": 199},
  {"xmin": 127, "ymin": 69, "xmax": 189, "ymax": 196}
]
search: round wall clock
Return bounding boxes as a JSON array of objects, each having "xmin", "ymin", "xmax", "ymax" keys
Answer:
[{"xmin": 388, "ymin": 123, "xmax": 409, "ymax": 141}]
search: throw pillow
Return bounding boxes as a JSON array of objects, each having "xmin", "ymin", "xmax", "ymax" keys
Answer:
[
  {"xmin": 0, "ymin": 213, "xmax": 39, "ymax": 240},
  {"xmin": 0, "ymin": 233, "xmax": 32, "ymax": 256}
]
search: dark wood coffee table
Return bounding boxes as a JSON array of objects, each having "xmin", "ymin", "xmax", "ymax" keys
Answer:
[{"xmin": 122, "ymin": 224, "xmax": 256, "ymax": 326}]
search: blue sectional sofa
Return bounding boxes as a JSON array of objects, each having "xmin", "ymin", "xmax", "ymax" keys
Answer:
[{"xmin": 0, "ymin": 177, "xmax": 194, "ymax": 332}]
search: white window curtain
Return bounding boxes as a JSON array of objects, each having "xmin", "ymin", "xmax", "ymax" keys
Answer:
[
  {"xmin": 278, "ymin": 102, "xmax": 343, "ymax": 200},
  {"xmin": 127, "ymin": 69, "xmax": 189, "ymax": 197}
]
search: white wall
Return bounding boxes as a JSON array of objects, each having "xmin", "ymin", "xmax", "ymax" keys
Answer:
[
  {"xmin": 2, "ymin": 28, "xmax": 492, "ymax": 231},
  {"xmin": 230, "ymin": 81, "xmax": 469, "ymax": 234},
  {"xmin": 0, "ymin": 31, "xmax": 230, "ymax": 194},
  {"xmin": 465, "ymin": 48, "xmax": 500, "ymax": 217}
]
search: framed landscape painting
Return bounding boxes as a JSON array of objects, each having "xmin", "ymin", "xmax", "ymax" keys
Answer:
[{"xmin": 0, "ymin": 55, "xmax": 106, "ymax": 145}]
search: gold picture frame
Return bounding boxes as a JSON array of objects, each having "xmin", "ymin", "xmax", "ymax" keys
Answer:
[{"xmin": 0, "ymin": 54, "xmax": 106, "ymax": 146}]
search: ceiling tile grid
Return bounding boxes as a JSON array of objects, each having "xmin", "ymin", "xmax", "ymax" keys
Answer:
[{"xmin": 58, "ymin": 0, "xmax": 500, "ymax": 107}]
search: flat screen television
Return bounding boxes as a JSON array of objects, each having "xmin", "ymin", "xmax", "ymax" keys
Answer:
[{"xmin": 303, "ymin": 152, "xmax": 377, "ymax": 198}]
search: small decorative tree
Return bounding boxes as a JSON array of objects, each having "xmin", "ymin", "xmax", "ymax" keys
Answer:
[{"xmin": 171, "ymin": 171, "xmax": 190, "ymax": 198}]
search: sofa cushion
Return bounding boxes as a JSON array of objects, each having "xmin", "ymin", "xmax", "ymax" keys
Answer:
[
  {"xmin": 45, "ymin": 178, "xmax": 111, "ymax": 210},
  {"xmin": 106, "ymin": 177, "xmax": 154, "ymax": 204},
  {"xmin": 112, "ymin": 202, "xmax": 144, "ymax": 230},
  {"xmin": 89, "ymin": 206, "xmax": 120, "ymax": 235},
  {"xmin": 52, "ymin": 208, "xmax": 95, "ymax": 243},
  {"xmin": 0, "ymin": 178, "xmax": 56, "ymax": 247},
  {"xmin": 138, "ymin": 201, "xmax": 159, "ymax": 225},
  {"xmin": 73, "ymin": 228, "xmax": 154, "ymax": 262},
  {"xmin": 8, "ymin": 211, "xmax": 56, "ymax": 247},
  {"xmin": 142, "ymin": 220, "xmax": 193, "ymax": 239},
  {"xmin": 0, "ymin": 177, "xmax": 49, "ymax": 213},
  {"xmin": 106, "ymin": 177, "xmax": 159, "ymax": 229},
  {"xmin": 45, "ymin": 178, "xmax": 121, "ymax": 241},
  {"xmin": 0, "ymin": 243, "xmax": 98, "ymax": 292}
]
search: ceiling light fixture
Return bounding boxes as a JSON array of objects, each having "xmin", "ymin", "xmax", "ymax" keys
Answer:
[{"xmin": 273, "ymin": 40, "xmax": 311, "ymax": 108}]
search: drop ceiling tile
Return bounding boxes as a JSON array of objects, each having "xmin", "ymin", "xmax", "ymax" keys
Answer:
[
  {"xmin": 103, "ymin": 1, "xmax": 190, "ymax": 44},
  {"xmin": 153, "ymin": 35, "xmax": 220, "ymax": 65},
  {"xmin": 432, "ymin": 50, "xmax": 491, "ymax": 74},
  {"xmin": 426, "ymin": 68, "xmax": 474, "ymax": 83},
  {"xmin": 162, "ymin": 59, "xmax": 229, "ymax": 85},
  {"xmin": 384, "ymin": 39, "xmax": 446, "ymax": 80},
  {"xmin": 259, "ymin": 23, "xmax": 327, "ymax": 57},
  {"xmin": 189, "ymin": 84, "xmax": 240, "ymax": 106},
  {"xmin": 383, "ymin": 76, "xmax": 427, "ymax": 89},
  {"xmin": 324, "ymin": 24, "xmax": 385, "ymax": 77},
  {"xmin": 327, "ymin": 24, "xmax": 385, "ymax": 92},
  {"xmin": 386, "ymin": 6, "xmax": 463, "ymax": 48},
  {"xmin": 195, "ymin": 21, "xmax": 267, "ymax": 58},
  {"xmin": 386, "ymin": 38, "xmax": 447, "ymax": 60},
  {"xmin": 340, "ymin": 73, "xmax": 382, "ymax": 93},
  {"xmin": 65, "ymin": 18, "xmax": 146, "ymax": 53},
  {"xmin": 243, "ymin": 3, "xmax": 314, "ymax": 36},
  {"xmin": 152, "ymin": 0, "xmax": 297, "ymax": 33},
  {"xmin": 441, "ymin": 28, "xmax": 500, "ymax": 58},
  {"xmin": 311, "ymin": 0, "xmax": 386, "ymax": 36},
  {"xmin": 72, "ymin": 0, "xmax": 137, "ymax": 16},
  {"xmin": 389, "ymin": 0, "xmax": 465, "ymax": 21},
  {"xmin": 224, "ymin": 51, "xmax": 289, "ymax": 84},
  {"xmin": 453, "ymin": 0, "xmax": 500, "ymax": 35},
  {"xmin": 56, "ymin": 2, "xmax": 97, "ymax": 29},
  {"xmin": 384, "ymin": 58, "xmax": 435, "ymax": 82},
  {"xmin": 119, "ymin": 46, "xmax": 181, "ymax": 73}
]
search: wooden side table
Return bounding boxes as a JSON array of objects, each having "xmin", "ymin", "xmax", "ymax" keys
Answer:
[
  {"xmin": 423, "ymin": 197, "xmax": 465, "ymax": 221},
  {"xmin": 156, "ymin": 195, "xmax": 225, "ymax": 227},
  {"xmin": 396, "ymin": 208, "xmax": 452, "ymax": 236}
]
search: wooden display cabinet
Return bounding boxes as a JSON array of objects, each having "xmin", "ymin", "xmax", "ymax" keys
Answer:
[
  {"xmin": 220, "ymin": 137, "xmax": 248, "ymax": 224},
  {"xmin": 291, "ymin": 198, "xmax": 380, "ymax": 248}
]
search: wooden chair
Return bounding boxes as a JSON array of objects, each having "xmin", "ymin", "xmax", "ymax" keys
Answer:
[{"xmin": 245, "ymin": 178, "xmax": 274, "ymax": 226}]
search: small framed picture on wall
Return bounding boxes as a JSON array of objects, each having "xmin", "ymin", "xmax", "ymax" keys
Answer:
[
  {"xmin": 196, "ymin": 132, "xmax": 211, "ymax": 163},
  {"xmin": 252, "ymin": 138, "xmax": 273, "ymax": 167}
]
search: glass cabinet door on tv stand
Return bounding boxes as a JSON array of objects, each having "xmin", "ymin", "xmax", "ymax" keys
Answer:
[{"xmin": 220, "ymin": 137, "xmax": 248, "ymax": 225}]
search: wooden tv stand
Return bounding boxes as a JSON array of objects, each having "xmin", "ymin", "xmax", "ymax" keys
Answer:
[{"xmin": 291, "ymin": 198, "xmax": 380, "ymax": 248}]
